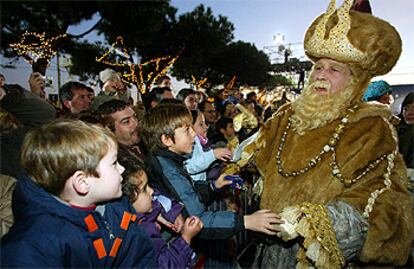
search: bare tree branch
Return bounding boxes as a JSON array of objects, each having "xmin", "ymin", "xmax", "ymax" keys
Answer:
[{"xmin": 66, "ymin": 16, "xmax": 103, "ymax": 39}]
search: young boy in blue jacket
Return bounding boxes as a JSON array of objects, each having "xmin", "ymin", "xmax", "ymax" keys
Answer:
[
  {"xmin": 0, "ymin": 119, "xmax": 156, "ymax": 268},
  {"xmin": 142, "ymin": 103, "xmax": 283, "ymax": 240}
]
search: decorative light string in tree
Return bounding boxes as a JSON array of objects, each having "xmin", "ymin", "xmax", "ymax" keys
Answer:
[
  {"xmin": 191, "ymin": 75, "xmax": 208, "ymax": 90},
  {"xmin": 223, "ymin": 75, "xmax": 237, "ymax": 98},
  {"xmin": 95, "ymin": 36, "xmax": 132, "ymax": 67},
  {"xmin": 96, "ymin": 36, "xmax": 179, "ymax": 94},
  {"xmin": 135, "ymin": 54, "xmax": 179, "ymax": 94},
  {"xmin": 10, "ymin": 31, "xmax": 67, "ymax": 66}
]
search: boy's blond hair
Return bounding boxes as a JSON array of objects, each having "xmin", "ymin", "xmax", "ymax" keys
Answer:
[
  {"xmin": 21, "ymin": 119, "xmax": 117, "ymax": 196},
  {"xmin": 141, "ymin": 103, "xmax": 192, "ymax": 151}
]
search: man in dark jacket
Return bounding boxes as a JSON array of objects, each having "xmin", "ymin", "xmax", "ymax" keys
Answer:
[{"xmin": 0, "ymin": 83, "xmax": 56, "ymax": 177}]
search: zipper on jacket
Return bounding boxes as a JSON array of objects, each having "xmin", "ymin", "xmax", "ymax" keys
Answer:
[{"xmin": 103, "ymin": 219, "xmax": 115, "ymax": 240}]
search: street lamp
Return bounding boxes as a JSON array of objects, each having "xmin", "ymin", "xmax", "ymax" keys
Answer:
[{"xmin": 273, "ymin": 33, "xmax": 285, "ymax": 44}]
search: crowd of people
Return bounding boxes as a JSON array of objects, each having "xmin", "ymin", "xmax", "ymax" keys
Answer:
[{"xmin": 1, "ymin": 0, "xmax": 413, "ymax": 268}]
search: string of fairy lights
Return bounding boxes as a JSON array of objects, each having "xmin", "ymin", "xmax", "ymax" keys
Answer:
[
  {"xmin": 10, "ymin": 31, "xmax": 67, "ymax": 66},
  {"xmin": 95, "ymin": 36, "xmax": 132, "ymax": 67},
  {"xmin": 135, "ymin": 54, "xmax": 179, "ymax": 94},
  {"xmin": 223, "ymin": 75, "xmax": 237, "ymax": 98},
  {"xmin": 95, "ymin": 36, "xmax": 179, "ymax": 94},
  {"xmin": 9, "ymin": 32, "xmax": 297, "ymax": 104},
  {"xmin": 191, "ymin": 75, "xmax": 208, "ymax": 90}
]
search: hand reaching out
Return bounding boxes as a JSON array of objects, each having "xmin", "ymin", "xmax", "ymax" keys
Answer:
[
  {"xmin": 181, "ymin": 216, "xmax": 203, "ymax": 244},
  {"xmin": 213, "ymin": 147, "xmax": 232, "ymax": 162},
  {"xmin": 156, "ymin": 213, "xmax": 185, "ymax": 234},
  {"xmin": 156, "ymin": 214, "xmax": 174, "ymax": 229},
  {"xmin": 213, "ymin": 173, "xmax": 233, "ymax": 190},
  {"xmin": 244, "ymin": 209, "xmax": 284, "ymax": 235}
]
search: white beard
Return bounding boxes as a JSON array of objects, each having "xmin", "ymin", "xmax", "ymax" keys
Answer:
[{"xmin": 291, "ymin": 79, "xmax": 355, "ymax": 135}]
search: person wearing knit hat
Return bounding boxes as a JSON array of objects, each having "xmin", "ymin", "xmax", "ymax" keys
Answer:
[
  {"xmin": 226, "ymin": 0, "xmax": 412, "ymax": 268},
  {"xmin": 362, "ymin": 80, "xmax": 402, "ymax": 126},
  {"xmin": 99, "ymin": 68, "xmax": 126, "ymax": 95},
  {"xmin": 91, "ymin": 68, "xmax": 131, "ymax": 110},
  {"xmin": 362, "ymin": 80, "xmax": 393, "ymax": 105}
]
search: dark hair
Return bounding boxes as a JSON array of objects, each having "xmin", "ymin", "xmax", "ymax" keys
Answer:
[
  {"xmin": 246, "ymin": 91, "xmax": 256, "ymax": 100},
  {"xmin": 143, "ymin": 87, "xmax": 172, "ymax": 111},
  {"xmin": 158, "ymin": 98, "xmax": 183, "ymax": 106},
  {"xmin": 176, "ymin": 88, "xmax": 196, "ymax": 102},
  {"xmin": 240, "ymin": 99, "xmax": 255, "ymax": 107},
  {"xmin": 96, "ymin": 99, "xmax": 129, "ymax": 131},
  {"xmin": 119, "ymin": 157, "xmax": 146, "ymax": 202},
  {"xmin": 77, "ymin": 110, "xmax": 104, "ymax": 125},
  {"xmin": 214, "ymin": 117, "xmax": 233, "ymax": 144},
  {"xmin": 198, "ymin": 100, "xmax": 214, "ymax": 112},
  {"xmin": 1, "ymin": 84, "xmax": 25, "ymax": 108},
  {"xmin": 216, "ymin": 117, "xmax": 233, "ymax": 132},
  {"xmin": 59, "ymin": 81, "xmax": 94, "ymax": 110},
  {"xmin": 155, "ymin": 75, "xmax": 171, "ymax": 86},
  {"xmin": 402, "ymin": 92, "xmax": 414, "ymax": 109}
]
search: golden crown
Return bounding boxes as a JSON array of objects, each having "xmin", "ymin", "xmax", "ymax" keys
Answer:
[
  {"xmin": 304, "ymin": 0, "xmax": 402, "ymax": 77},
  {"xmin": 305, "ymin": 0, "xmax": 365, "ymax": 64}
]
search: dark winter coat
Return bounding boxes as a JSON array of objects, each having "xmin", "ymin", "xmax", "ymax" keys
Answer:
[
  {"xmin": 0, "ymin": 175, "xmax": 156, "ymax": 268},
  {"xmin": 145, "ymin": 147, "xmax": 244, "ymax": 240},
  {"xmin": 139, "ymin": 191, "xmax": 193, "ymax": 268}
]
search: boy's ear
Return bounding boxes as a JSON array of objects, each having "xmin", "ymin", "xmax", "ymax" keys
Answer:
[
  {"xmin": 161, "ymin": 134, "xmax": 173, "ymax": 147},
  {"xmin": 69, "ymin": 171, "xmax": 90, "ymax": 195}
]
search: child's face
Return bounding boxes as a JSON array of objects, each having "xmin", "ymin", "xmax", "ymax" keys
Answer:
[
  {"xmin": 184, "ymin": 94, "xmax": 197, "ymax": 110},
  {"xmin": 91, "ymin": 142, "xmax": 125, "ymax": 202},
  {"xmin": 131, "ymin": 171, "xmax": 153, "ymax": 214},
  {"xmin": 193, "ymin": 113, "xmax": 208, "ymax": 137},
  {"xmin": 247, "ymin": 102, "xmax": 256, "ymax": 113},
  {"xmin": 169, "ymin": 124, "xmax": 196, "ymax": 155},
  {"xmin": 221, "ymin": 122, "xmax": 235, "ymax": 139}
]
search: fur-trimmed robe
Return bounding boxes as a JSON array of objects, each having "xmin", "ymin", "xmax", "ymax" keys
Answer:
[{"xmin": 245, "ymin": 103, "xmax": 412, "ymax": 267}]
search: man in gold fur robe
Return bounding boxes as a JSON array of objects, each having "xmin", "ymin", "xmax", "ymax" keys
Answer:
[{"xmin": 230, "ymin": 0, "xmax": 413, "ymax": 267}]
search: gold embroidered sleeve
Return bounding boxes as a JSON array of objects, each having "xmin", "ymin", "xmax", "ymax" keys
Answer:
[
  {"xmin": 274, "ymin": 202, "xmax": 346, "ymax": 269},
  {"xmin": 296, "ymin": 202, "xmax": 345, "ymax": 269}
]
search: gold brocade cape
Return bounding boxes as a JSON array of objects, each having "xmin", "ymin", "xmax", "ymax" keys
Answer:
[{"xmin": 250, "ymin": 103, "xmax": 412, "ymax": 266}]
